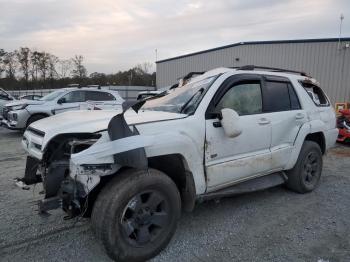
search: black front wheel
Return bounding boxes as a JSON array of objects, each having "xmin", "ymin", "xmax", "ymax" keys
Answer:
[{"xmin": 91, "ymin": 169, "xmax": 181, "ymax": 262}]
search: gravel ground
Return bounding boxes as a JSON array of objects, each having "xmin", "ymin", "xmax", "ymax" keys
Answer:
[{"xmin": 0, "ymin": 126, "xmax": 349, "ymax": 262}]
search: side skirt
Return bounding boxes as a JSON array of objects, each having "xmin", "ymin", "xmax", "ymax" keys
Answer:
[{"xmin": 197, "ymin": 172, "xmax": 287, "ymax": 202}]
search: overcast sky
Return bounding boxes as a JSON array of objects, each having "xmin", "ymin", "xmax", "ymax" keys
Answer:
[{"xmin": 1, "ymin": 0, "xmax": 349, "ymax": 74}]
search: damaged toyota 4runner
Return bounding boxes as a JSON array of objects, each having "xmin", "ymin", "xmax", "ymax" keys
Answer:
[{"xmin": 21, "ymin": 66, "xmax": 338, "ymax": 262}]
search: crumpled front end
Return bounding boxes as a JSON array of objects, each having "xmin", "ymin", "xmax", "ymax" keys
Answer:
[
  {"xmin": 22, "ymin": 102, "xmax": 155, "ymax": 218},
  {"xmin": 21, "ymin": 131, "xmax": 117, "ymax": 217}
]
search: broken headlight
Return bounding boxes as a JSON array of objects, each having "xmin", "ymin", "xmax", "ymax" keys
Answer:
[{"xmin": 69, "ymin": 136, "xmax": 101, "ymax": 154}]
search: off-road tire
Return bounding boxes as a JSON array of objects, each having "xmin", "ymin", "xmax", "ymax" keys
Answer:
[
  {"xmin": 286, "ymin": 141, "xmax": 323, "ymax": 193},
  {"xmin": 91, "ymin": 168, "xmax": 181, "ymax": 262},
  {"xmin": 26, "ymin": 114, "xmax": 46, "ymax": 128}
]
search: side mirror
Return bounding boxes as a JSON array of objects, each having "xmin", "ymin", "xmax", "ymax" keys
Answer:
[
  {"xmin": 57, "ymin": 97, "xmax": 66, "ymax": 104},
  {"xmin": 220, "ymin": 108, "xmax": 242, "ymax": 138}
]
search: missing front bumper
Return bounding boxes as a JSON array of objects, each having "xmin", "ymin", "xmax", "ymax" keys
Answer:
[{"xmin": 38, "ymin": 178, "xmax": 86, "ymax": 218}]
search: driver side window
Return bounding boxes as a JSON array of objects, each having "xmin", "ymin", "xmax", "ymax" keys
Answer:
[{"xmin": 216, "ymin": 81, "xmax": 262, "ymax": 115}]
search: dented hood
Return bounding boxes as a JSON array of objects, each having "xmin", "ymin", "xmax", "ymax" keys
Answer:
[{"xmin": 28, "ymin": 109, "xmax": 187, "ymax": 149}]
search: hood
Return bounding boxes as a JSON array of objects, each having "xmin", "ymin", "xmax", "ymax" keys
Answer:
[
  {"xmin": 6, "ymin": 99, "xmax": 45, "ymax": 107},
  {"xmin": 29, "ymin": 109, "xmax": 187, "ymax": 149}
]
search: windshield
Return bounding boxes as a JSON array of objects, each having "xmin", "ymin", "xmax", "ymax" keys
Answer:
[
  {"xmin": 141, "ymin": 76, "xmax": 217, "ymax": 114},
  {"xmin": 39, "ymin": 90, "xmax": 66, "ymax": 101}
]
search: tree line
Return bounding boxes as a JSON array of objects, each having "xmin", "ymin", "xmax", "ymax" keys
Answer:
[{"xmin": 0, "ymin": 47, "xmax": 156, "ymax": 90}]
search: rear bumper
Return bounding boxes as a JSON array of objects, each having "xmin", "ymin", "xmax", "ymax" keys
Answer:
[{"xmin": 325, "ymin": 128, "xmax": 339, "ymax": 150}]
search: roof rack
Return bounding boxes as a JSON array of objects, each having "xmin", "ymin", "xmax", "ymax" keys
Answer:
[
  {"xmin": 235, "ymin": 65, "xmax": 309, "ymax": 77},
  {"xmin": 86, "ymin": 84, "xmax": 101, "ymax": 89}
]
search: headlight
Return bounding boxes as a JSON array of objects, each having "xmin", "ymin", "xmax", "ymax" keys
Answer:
[{"xmin": 10, "ymin": 104, "xmax": 28, "ymax": 111}]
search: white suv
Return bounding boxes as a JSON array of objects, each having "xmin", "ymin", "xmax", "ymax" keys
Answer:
[
  {"xmin": 1, "ymin": 87, "xmax": 124, "ymax": 130},
  {"xmin": 0, "ymin": 88, "xmax": 16, "ymax": 120},
  {"xmin": 20, "ymin": 66, "xmax": 338, "ymax": 262}
]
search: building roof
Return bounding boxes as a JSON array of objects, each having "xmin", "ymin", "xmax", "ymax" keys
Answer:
[{"xmin": 156, "ymin": 37, "xmax": 350, "ymax": 64}]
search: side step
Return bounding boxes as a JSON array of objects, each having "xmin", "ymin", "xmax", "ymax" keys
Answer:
[{"xmin": 198, "ymin": 172, "xmax": 287, "ymax": 202}]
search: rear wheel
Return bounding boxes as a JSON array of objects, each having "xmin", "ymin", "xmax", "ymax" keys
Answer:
[
  {"xmin": 286, "ymin": 141, "xmax": 323, "ymax": 193},
  {"xmin": 91, "ymin": 169, "xmax": 181, "ymax": 262}
]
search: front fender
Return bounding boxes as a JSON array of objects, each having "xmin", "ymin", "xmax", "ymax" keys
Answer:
[{"xmin": 70, "ymin": 131, "xmax": 206, "ymax": 195}]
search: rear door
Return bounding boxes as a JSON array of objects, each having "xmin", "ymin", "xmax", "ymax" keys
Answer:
[{"xmin": 262, "ymin": 75, "xmax": 307, "ymax": 170}]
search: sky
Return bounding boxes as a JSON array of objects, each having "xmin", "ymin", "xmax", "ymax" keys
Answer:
[{"xmin": 0, "ymin": 0, "xmax": 349, "ymax": 74}]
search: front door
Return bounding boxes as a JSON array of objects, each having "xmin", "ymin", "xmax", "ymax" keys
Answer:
[
  {"xmin": 205, "ymin": 75, "xmax": 272, "ymax": 191},
  {"xmin": 54, "ymin": 90, "xmax": 86, "ymax": 114}
]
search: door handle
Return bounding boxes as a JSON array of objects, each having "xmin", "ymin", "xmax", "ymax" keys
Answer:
[
  {"xmin": 258, "ymin": 118, "xmax": 270, "ymax": 125},
  {"xmin": 213, "ymin": 121, "xmax": 222, "ymax": 128},
  {"xmin": 295, "ymin": 113, "xmax": 305, "ymax": 120}
]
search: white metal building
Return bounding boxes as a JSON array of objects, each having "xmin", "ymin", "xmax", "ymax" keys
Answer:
[{"xmin": 156, "ymin": 38, "xmax": 350, "ymax": 103}]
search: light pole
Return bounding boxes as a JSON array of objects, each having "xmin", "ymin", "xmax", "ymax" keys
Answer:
[{"xmin": 338, "ymin": 14, "xmax": 344, "ymax": 50}]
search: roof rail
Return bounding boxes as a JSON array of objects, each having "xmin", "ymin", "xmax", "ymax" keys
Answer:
[
  {"xmin": 87, "ymin": 84, "xmax": 101, "ymax": 89},
  {"xmin": 236, "ymin": 65, "xmax": 309, "ymax": 77}
]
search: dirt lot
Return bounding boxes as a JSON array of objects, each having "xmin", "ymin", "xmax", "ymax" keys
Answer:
[{"xmin": 0, "ymin": 126, "xmax": 349, "ymax": 262}]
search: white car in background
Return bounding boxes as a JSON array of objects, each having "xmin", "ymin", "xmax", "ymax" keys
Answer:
[
  {"xmin": 0, "ymin": 88, "xmax": 16, "ymax": 120},
  {"xmin": 1, "ymin": 87, "xmax": 124, "ymax": 130}
]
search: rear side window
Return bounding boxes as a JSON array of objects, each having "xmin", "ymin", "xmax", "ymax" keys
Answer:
[
  {"xmin": 288, "ymin": 83, "xmax": 301, "ymax": 110},
  {"xmin": 263, "ymin": 81, "xmax": 290, "ymax": 112},
  {"xmin": 263, "ymin": 81, "xmax": 301, "ymax": 112},
  {"xmin": 61, "ymin": 91, "xmax": 85, "ymax": 103},
  {"xmin": 86, "ymin": 91, "xmax": 116, "ymax": 101},
  {"xmin": 299, "ymin": 81, "xmax": 329, "ymax": 107}
]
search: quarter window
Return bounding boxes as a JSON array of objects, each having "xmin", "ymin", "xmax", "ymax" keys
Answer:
[
  {"xmin": 288, "ymin": 83, "xmax": 301, "ymax": 110},
  {"xmin": 215, "ymin": 81, "xmax": 262, "ymax": 115},
  {"xmin": 299, "ymin": 81, "xmax": 329, "ymax": 107}
]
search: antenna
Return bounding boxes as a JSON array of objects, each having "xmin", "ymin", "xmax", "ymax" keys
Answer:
[{"xmin": 338, "ymin": 13, "xmax": 344, "ymax": 50}]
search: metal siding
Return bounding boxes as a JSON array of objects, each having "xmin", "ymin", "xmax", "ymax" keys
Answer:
[{"xmin": 157, "ymin": 41, "xmax": 350, "ymax": 103}]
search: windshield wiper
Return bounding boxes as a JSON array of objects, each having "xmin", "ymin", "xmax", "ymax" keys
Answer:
[{"xmin": 180, "ymin": 88, "xmax": 204, "ymax": 114}]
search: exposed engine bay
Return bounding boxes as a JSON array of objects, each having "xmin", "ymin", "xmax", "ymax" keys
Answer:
[{"xmin": 21, "ymin": 101, "xmax": 150, "ymax": 218}]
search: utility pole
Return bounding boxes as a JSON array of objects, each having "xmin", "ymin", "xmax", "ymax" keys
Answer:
[{"xmin": 338, "ymin": 14, "xmax": 344, "ymax": 50}]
